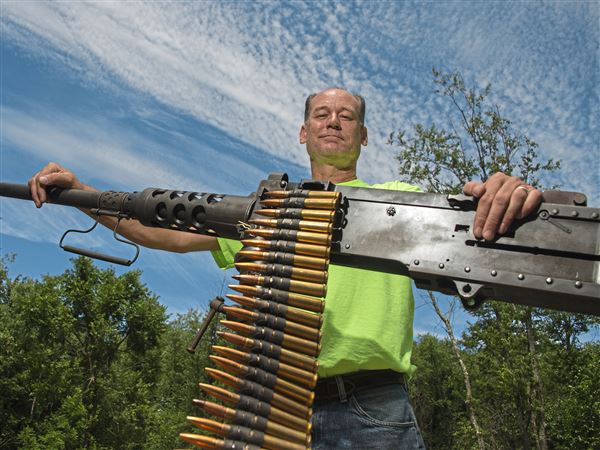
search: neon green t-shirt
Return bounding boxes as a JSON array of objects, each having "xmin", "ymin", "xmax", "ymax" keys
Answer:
[{"xmin": 211, "ymin": 179, "xmax": 420, "ymax": 377}]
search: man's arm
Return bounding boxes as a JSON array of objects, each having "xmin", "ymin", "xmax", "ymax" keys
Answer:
[
  {"xmin": 463, "ymin": 172, "xmax": 543, "ymax": 241},
  {"xmin": 28, "ymin": 162, "xmax": 219, "ymax": 253}
]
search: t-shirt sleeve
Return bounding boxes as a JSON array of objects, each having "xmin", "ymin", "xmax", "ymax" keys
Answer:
[{"xmin": 211, "ymin": 237, "xmax": 243, "ymax": 269}]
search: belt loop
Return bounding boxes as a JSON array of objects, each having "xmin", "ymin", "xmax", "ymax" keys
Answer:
[{"xmin": 334, "ymin": 375, "xmax": 348, "ymax": 403}]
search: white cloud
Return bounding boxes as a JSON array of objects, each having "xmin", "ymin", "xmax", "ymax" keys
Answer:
[{"xmin": 1, "ymin": 2, "xmax": 598, "ymax": 194}]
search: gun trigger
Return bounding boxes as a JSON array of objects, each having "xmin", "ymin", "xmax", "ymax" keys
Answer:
[{"xmin": 447, "ymin": 194, "xmax": 477, "ymax": 211}]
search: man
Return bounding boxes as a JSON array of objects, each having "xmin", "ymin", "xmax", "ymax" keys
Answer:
[{"xmin": 29, "ymin": 88, "xmax": 541, "ymax": 448}]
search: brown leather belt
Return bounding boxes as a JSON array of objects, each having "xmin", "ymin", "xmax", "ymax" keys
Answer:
[{"xmin": 314, "ymin": 369, "xmax": 405, "ymax": 401}]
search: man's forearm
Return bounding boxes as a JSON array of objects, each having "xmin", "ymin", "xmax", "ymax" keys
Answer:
[{"xmin": 77, "ymin": 184, "xmax": 218, "ymax": 253}]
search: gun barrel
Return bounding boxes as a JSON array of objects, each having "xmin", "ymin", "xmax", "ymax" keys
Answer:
[{"xmin": 0, "ymin": 183, "xmax": 102, "ymax": 209}]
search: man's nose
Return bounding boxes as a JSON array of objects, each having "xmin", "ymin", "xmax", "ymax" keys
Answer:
[{"xmin": 327, "ymin": 114, "xmax": 341, "ymax": 130}]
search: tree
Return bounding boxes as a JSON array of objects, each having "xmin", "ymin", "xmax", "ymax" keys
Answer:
[
  {"xmin": 411, "ymin": 334, "xmax": 465, "ymax": 449},
  {"xmin": 0, "ymin": 256, "xmax": 167, "ymax": 449},
  {"xmin": 388, "ymin": 68, "xmax": 596, "ymax": 449},
  {"xmin": 144, "ymin": 309, "xmax": 220, "ymax": 449},
  {"xmin": 389, "ymin": 68, "xmax": 560, "ymax": 193}
]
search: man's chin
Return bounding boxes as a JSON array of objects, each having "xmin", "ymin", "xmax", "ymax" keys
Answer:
[{"xmin": 316, "ymin": 141, "xmax": 349, "ymax": 152}]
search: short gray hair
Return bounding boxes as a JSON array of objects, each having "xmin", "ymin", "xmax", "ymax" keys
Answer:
[{"xmin": 304, "ymin": 88, "xmax": 366, "ymax": 124}]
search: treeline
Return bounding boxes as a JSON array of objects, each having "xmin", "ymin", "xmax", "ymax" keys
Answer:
[
  {"xmin": 1, "ymin": 256, "xmax": 598, "ymax": 449},
  {"xmin": 411, "ymin": 301, "xmax": 599, "ymax": 449},
  {"xmin": 0, "ymin": 257, "xmax": 213, "ymax": 449}
]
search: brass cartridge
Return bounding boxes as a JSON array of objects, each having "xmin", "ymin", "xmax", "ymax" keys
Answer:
[
  {"xmin": 217, "ymin": 332, "xmax": 318, "ymax": 373},
  {"xmin": 223, "ymin": 306, "xmax": 321, "ymax": 341},
  {"xmin": 198, "ymin": 383, "xmax": 310, "ymax": 432},
  {"xmin": 220, "ymin": 320, "xmax": 320, "ymax": 357},
  {"xmin": 228, "ymin": 284, "xmax": 324, "ymax": 313},
  {"xmin": 261, "ymin": 197, "xmax": 338, "ymax": 210},
  {"xmin": 246, "ymin": 227, "xmax": 332, "ymax": 246},
  {"xmin": 209, "ymin": 355, "xmax": 314, "ymax": 405},
  {"xmin": 192, "ymin": 399, "xmax": 311, "ymax": 446},
  {"xmin": 186, "ymin": 416, "xmax": 306, "ymax": 450},
  {"xmin": 212, "ymin": 346, "xmax": 318, "ymax": 388},
  {"xmin": 235, "ymin": 261, "xmax": 328, "ymax": 284},
  {"xmin": 248, "ymin": 218, "xmax": 332, "ymax": 234},
  {"xmin": 237, "ymin": 250, "xmax": 329, "ymax": 271},
  {"xmin": 179, "ymin": 433, "xmax": 222, "ymax": 449},
  {"xmin": 241, "ymin": 238, "xmax": 330, "ymax": 258},
  {"xmin": 205, "ymin": 368, "xmax": 311, "ymax": 419},
  {"xmin": 262, "ymin": 189, "xmax": 340, "ymax": 199},
  {"xmin": 233, "ymin": 274, "xmax": 327, "ymax": 298},
  {"xmin": 226, "ymin": 294, "xmax": 323, "ymax": 329},
  {"xmin": 255, "ymin": 207, "xmax": 335, "ymax": 222}
]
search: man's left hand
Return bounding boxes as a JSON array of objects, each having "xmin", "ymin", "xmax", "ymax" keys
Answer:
[{"xmin": 463, "ymin": 172, "xmax": 542, "ymax": 240}]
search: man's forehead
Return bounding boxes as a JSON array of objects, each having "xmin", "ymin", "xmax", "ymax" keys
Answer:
[{"xmin": 311, "ymin": 89, "xmax": 360, "ymax": 111}]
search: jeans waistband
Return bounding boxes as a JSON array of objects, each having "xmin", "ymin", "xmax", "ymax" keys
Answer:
[{"xmin": 315, "ymin": 369, "xmax": 406, "ymax": 403}]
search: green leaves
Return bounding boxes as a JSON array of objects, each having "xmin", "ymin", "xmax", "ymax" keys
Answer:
[
  {"xmin": 0, "ymin": 255, "xmax": 223, "ymax": 449},
  {"xmin": 0, "ymin": 256, "xmax": 165, "ymax": 448},
  {"xmin": 390, "ymin": 68, "xmax": 560, "ymax": 194}
]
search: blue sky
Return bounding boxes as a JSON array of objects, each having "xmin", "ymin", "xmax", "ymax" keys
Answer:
[{"xmin": 1, "ymin": 1, "xmax": 598, "ymax": 337}]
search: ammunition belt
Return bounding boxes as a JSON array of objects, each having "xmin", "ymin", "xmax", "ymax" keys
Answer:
[{"xmin": 181, "ymin": 188, "xmax": 341, "ymax": 449}]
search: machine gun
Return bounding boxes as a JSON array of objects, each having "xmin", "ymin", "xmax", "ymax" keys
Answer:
[{"xmin": 1, "ymin": 173, "xmax": 598, "ymax": 316}]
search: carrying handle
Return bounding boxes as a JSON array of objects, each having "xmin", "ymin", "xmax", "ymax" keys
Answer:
[{"xmin": 59, "ymin": 215, "xmax": 140, "ymax": 266}]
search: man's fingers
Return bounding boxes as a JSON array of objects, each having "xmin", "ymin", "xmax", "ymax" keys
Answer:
[
  {"xmin": 498, "ymin": 187, "xmax": 530, "ymax": 234},
  {"xmin": 517, "ymin": 188, "xmax": 543, "ymax": 219},
  {"xmin": 471, "ymin": 174, "xmax": 509, "ymax": 238},
  {"xmin": 468, "ymin": 172, "xmax": 544, "ymax": 240},
  {"xmin": 473, "ymin": 173, "xmax": 523, "ymax": 239},
  {"xmin": 481, "ymin": 178, "xmax": 521, "ymax": 240},
  {"xmin": 39, "ymin": 171, "xmax": 74, "ymax": 188},
  {"xmin": 492, "ymin": 185, "xmax": 542, "ymax": 237},
  {"xmin": 463, "ymin": 181, "xmax": 486, "ymax": 198},
  {"xmin": 27, "ymin": 162, "xmax": 73, "ymax": 208},
  {"xmin": 27, "ymin": 176, "xmax": 42, "ymax": 208}
]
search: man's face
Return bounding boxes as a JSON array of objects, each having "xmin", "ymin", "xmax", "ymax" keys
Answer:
[{"xmin": 299, "ymin": 89, "xmax": 368, "ymax": 168}]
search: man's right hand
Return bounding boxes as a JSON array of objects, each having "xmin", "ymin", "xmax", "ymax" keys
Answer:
[{"xmin": 28, "ymin": 162, "xmax": 92, "ymax": 208}]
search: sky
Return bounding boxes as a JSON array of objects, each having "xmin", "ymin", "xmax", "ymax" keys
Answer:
[{"xmin": 1, "ymin": 1, "xmax": 598, "ymax": 338}]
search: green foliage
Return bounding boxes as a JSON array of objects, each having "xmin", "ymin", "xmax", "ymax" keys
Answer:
[
  {"xmin": 0, "ymin": 255, "xmax": 226, "ymax": 449},
  {"xmin": 412, "ymin": 326, "xmax": 599, "ymax": 450},
  {"xmin": 389, "ymin": 68, "xmax": 560, "ymax": 193},
  {"xmin": 0, "ymin": 256, "xmax": 167, "ymax": 449},
  {"xmin": 544, "ymin": 342, "xmax": 600, "ymax": 449},
  {"xmin": 411, "ymin": 335, "xmax": 465, "ymax": 448},
  {"xmin": 0, "ymin": 252, "xmax": 597, "ymax": 449},
  {"xmin": 144, "ymin": 310, "xmax": 219, "ymax": 449}
]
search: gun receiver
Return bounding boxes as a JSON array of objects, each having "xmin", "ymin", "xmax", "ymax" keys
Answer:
[{"xmin": 1, "ymin": 173, "xmax": 598, "ymax": 315}]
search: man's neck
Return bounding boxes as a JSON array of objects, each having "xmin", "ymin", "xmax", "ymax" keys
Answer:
[{"xmin": 310, "ymin": 163, "xmax": 358, "ymax": 183}]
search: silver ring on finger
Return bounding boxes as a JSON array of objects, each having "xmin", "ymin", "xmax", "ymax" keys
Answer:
[{"xmin": 515, "ymin": 185, "xmax": 531, "ymax": 195}]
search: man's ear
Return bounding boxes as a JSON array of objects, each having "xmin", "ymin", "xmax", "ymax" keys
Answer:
[
  {"xmin": 299, "ymin": 123, "xmax": 307, "ymax": 144},
  {"xmin": 361, "ymin": 126, "xmax": 368, "ymax": 146}
]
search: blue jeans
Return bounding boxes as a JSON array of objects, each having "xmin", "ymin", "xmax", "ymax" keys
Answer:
[{"xmin": 311, "ymin": 378, "xmax": 426, "ymax": 449}]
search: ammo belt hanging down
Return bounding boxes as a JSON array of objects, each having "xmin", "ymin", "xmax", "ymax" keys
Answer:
[{"xmin": 180, "ymin": 189, "xmax": 341, "ymax": 450}]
